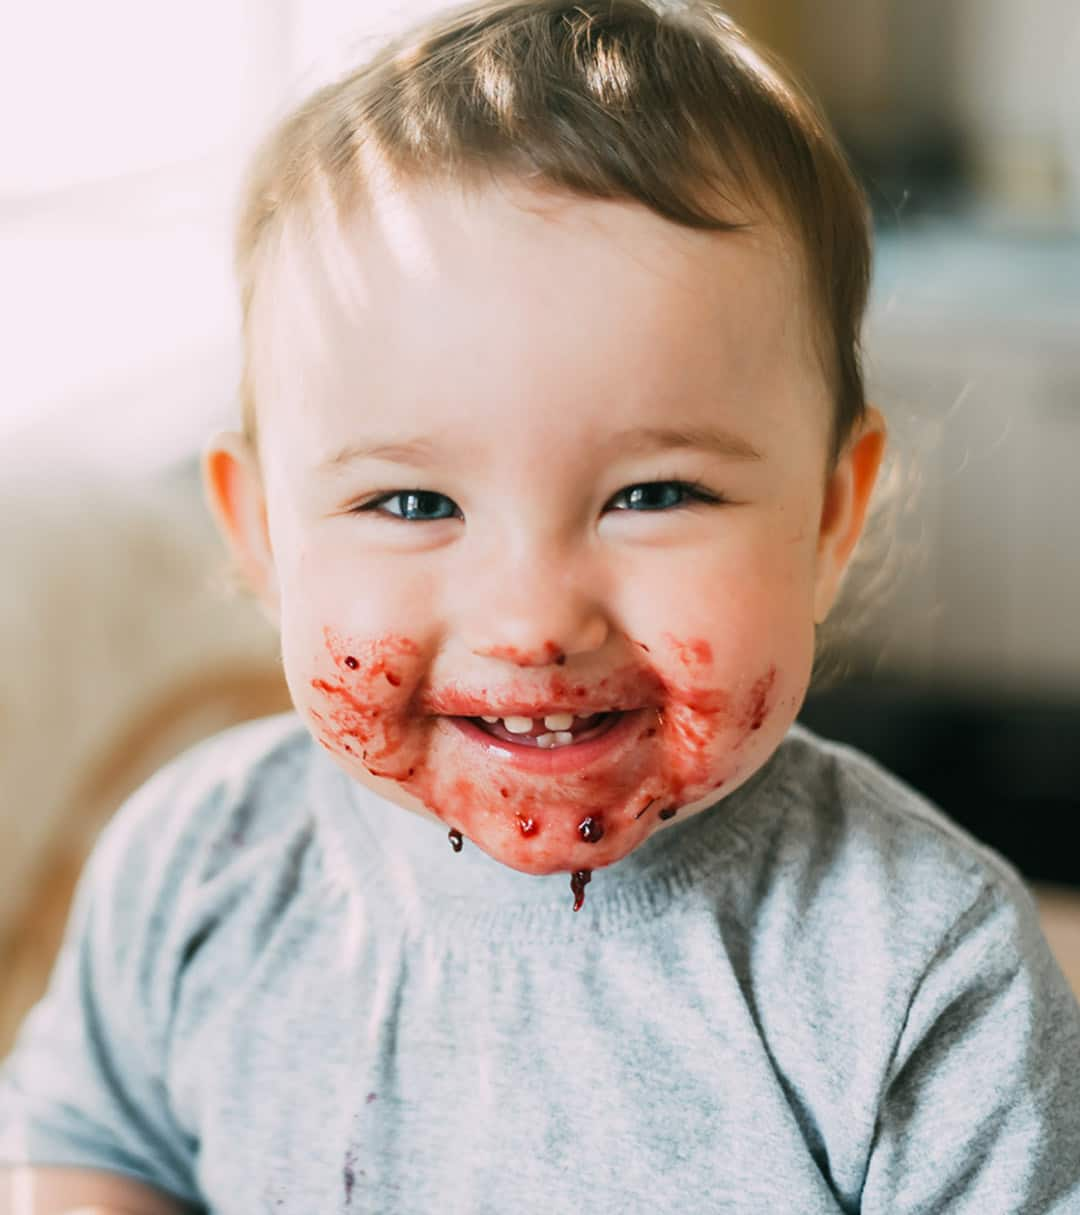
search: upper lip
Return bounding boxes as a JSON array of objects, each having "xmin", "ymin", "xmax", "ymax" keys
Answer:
[
  {"xmin": 420, "ymin": 693, "xmax": 644, "ymax": 719},
  {"xmin": 419, "ymin": 667, "xmax": 665, "ymax": 719},
  {"xmin": 431, "ymin": 701, "xmax": 630, "ymax": 719}
]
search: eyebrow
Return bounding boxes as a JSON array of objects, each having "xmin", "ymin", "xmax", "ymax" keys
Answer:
[
  {"xmin": 315, "ymin": 421, "xmax": 764, "ymax": 476},
  {"xmin": 603, "ymin": 425, "xmax": 764, "ymax": 462},
  {"xmin": 316, "ymin": 437, "xmax": 444, "ymax": 475}
]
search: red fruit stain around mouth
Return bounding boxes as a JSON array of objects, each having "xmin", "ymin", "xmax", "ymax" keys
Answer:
[{"xmin": 308, "ymin": 628, "xmax": 779, "ymax": 910}]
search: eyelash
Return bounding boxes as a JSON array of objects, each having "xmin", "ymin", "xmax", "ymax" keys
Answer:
[{"xmin": 349, "ymin": 478, "xmax": 727, "ymax": 522}]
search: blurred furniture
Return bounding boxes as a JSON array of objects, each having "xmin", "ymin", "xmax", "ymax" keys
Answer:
[{"xmin": 0, "ymin": 454, "xmax": 289, "ymax": 1057}]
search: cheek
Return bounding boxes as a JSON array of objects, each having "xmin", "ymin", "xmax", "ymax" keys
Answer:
[
  {"xmin": 629, "ymin": 537, "xmax": 816, "ymax": 687},
  {"xmin": 301, "ymin": 629, "xmax": 427, "ymax": 780},
  {"xmin": 276, "ymin": 540, "xmax": 435, "ymax": 702}
]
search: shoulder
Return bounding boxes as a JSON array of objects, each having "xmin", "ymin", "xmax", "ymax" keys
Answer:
[
  {"xmin": 88, "ymin": 711, "xmax": 317, "ymax": 904},
  {"xmin": 769, "ymin": 719, "xmax": 1031, "ymax": 897},
  {"xmin": 73, "ymin": 713, "xmax": 324, "ymax": 1038},
  {"xmin": 720, "ymin": 723, "xmax": 1080, "ymax": 1133},
  {"xmin": 737, "ymin": 720, "xmax": 1045, "ymax": 984}
]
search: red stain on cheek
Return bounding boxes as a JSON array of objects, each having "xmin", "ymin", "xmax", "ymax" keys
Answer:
[
  {"xmin": 666, "ymin": 635, "xmax": 714, "ymax": 668},
  {"xmin": 744, "ymin": 667, "xmax": 777, "ymax": 734},
  {"xmin": 309, "ymin": 632, "xmax": 421, "ymax": 780}
]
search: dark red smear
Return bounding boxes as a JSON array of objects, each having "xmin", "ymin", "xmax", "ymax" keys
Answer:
[
  {"xmin": 635, "ymin": 798, "xmax": 658, "ymax": 821},
  {"xmin": 578, "ymin": 816, "xmax": 605, "ymax": 843},
  {"xmin": 384, "ymin": 670, "xmax": 402, "ymax": 686},
  {"xmin": 344, "ymin": 1147, "xmax": 358, "ymax": 1204},
  {"xmin": 658, "ymin": 807, "xmax": 677, "ymax": 821},
  {"xmin": 746, "ymin": 666, "xmax": 778, "ymax": 731},
  {"xmin": 571, "ymin": 869, "xmax": 592, "ymax": 911},
  {"xmin": 344, "ymin": 655, "xmax": 359, "ymax": 669},
  {"xmin": 448, "ymin": 829, "xmax": 463, "ymax": 852}
]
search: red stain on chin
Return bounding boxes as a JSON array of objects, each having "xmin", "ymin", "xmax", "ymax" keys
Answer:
[{"xmin": 309, "ymin": 627, "xmax": 781, "ymax": 901}]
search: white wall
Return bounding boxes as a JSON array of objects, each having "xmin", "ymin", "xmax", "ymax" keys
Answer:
[{"xmin": 0, "ymin": 0, "xmax": 446, "ymax": 473}]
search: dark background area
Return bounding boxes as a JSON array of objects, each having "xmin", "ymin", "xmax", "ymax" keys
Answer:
[{"xmin": 799, "ymin": 681, "xmax": 1080, "ymax": 887}]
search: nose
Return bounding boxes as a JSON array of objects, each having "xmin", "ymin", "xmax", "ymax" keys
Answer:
[{"xmin": 455, "ymin": 545, "xmax": 611, "ymax": 667}]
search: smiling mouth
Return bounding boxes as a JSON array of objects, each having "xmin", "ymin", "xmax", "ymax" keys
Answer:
[{"xmin": 468, "ymin": 711, "xmax": 619, "ymax": 748}]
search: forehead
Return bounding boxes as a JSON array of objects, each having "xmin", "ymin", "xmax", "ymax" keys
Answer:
[{"xmin": 250, "ymin": 178, "xmax": 825, "ymax": 464}]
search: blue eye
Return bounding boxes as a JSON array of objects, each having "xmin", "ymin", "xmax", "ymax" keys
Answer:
[
  {"xmin": 608, "ymin": 480, "xmax": 720, "ymax": 511},
  {"xmin": 360, "ymin": 490, "xmax": 460, "ymax": 521}
]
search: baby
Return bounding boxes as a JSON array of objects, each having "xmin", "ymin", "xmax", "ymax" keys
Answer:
[{"xmin": 3, "ymin": 1, "xmax": 1080, "ymax": 1212}]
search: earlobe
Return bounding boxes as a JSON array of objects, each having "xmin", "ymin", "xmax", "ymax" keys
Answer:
[
  {"xmin": 812, "ymin": 405, "xmax": 888, "ymax": 624},
  {"xmin": 202, "ymin": 431, "xmax": 280, "ymax": 621}
]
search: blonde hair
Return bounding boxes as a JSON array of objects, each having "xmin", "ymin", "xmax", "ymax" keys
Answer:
[{"xmin": 235, "ymin": 0, "xmax": 873, "ymax": 475}]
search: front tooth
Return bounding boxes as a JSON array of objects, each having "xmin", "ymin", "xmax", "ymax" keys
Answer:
[
  {"xmin": 535, "ymin": 732, "xmax": 556, "ymax": 748},
  {"xmin": 502, "ymin": 715, "xmax": 534, "ymax": 734},
  {"xmin": 481, "ymin": 715, "xmax": 499, "ymax": 723},
  {"xmin": 553, "ymin": 731, "xmax": 574, "ymax": 746},
  {"xmin": 543, "ymin": 712, "xmax": 574, "ymax": 731}
]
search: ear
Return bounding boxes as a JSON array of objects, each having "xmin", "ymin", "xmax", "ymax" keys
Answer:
[
  {"xmin": 202, "ymin": 430, "xmax": 280, "ymax": 625},
  {"xmin": 812, "ymin": 405, "xmax": 888, "ymax": 624}
]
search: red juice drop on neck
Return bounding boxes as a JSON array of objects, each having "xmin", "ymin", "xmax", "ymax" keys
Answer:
[{"xmin": 570, "ymin": 869, "xmax": 592, "ymax": 911}]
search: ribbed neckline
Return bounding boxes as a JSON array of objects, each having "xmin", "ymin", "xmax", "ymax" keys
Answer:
[{"xmin": 309, "ymin": 726, "xmax": 801, "ymax": 944}]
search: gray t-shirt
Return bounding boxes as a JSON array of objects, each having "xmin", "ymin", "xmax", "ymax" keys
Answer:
[{"xmin": 2, "ymin": 714, "xmax": 1079, "ymax": 1213}]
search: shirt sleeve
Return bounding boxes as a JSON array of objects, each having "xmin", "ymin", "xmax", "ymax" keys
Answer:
[
  {"xmin": 0, "ymin": 761, "xmax": 205, "ymax": 1208},
  {"xmin": 861, "ymin": 874, "xmax": 1080, "ymax": 1213}
]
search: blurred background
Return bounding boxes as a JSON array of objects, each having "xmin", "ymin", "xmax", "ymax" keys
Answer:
[{"xmin": 2, "ymin": 0, "xmax": 1078, "ymax": 1051}]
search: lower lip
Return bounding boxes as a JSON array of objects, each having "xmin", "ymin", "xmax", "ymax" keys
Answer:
[{"xmin": 446, "ymin": 710, "xmax": 651, "ymax": 773}]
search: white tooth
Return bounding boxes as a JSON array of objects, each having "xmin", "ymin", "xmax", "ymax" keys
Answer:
[
  {"xmin": 536, "ymin": 732, "xmax": 556, "ymax": 748},
  {"xmin": 543, "ymin": 712, "xmax": 574, "ymax": 731},
  {"xmin": 502, "ymin": 715, "xmax": 534, "ymax": 734},
  {"xmin": 481, "ymin": 715, "xmax": 499, "ymax": 723},
  {"xmin": 553, "ymin": 731, "xmax": 574, "ymax": 746}
]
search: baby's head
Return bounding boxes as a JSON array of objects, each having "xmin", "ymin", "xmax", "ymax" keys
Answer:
[{"xmin": 205, "ymin": 0, "xmax": 887, "ymax": 897}]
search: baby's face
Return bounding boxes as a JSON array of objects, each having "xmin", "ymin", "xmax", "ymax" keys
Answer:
[{"xmin": 234, "ymin": 180, "xmax": 859, "ymax": 883}]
